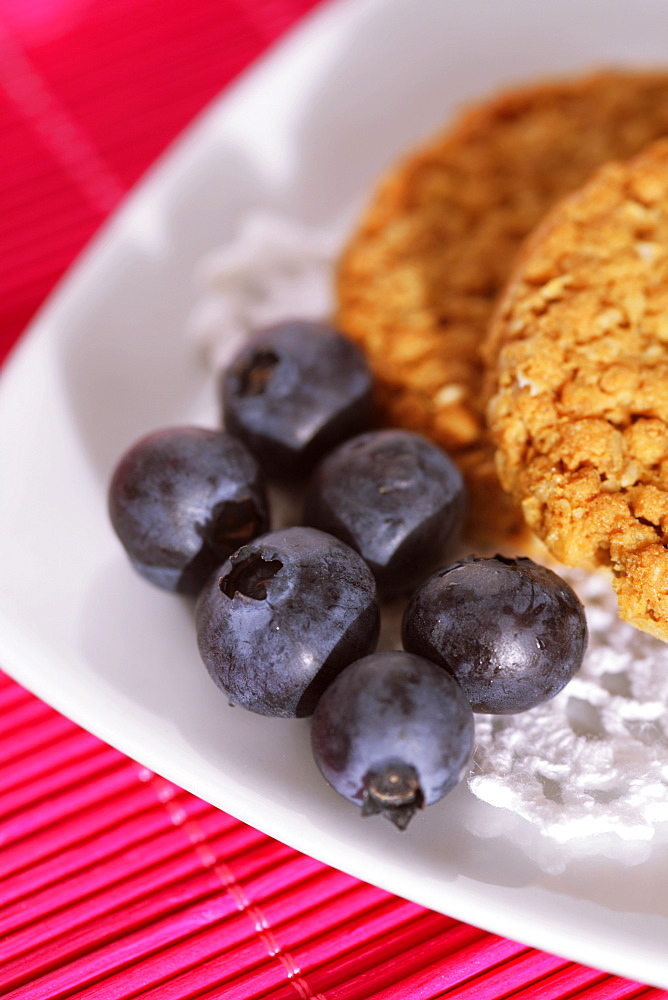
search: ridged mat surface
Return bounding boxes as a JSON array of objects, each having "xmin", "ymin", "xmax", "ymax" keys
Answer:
[{"xmin": 0, "ymin": 0, "xmax": 665, "ymax": 996}]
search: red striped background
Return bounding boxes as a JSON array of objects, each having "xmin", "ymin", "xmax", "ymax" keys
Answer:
[{"xmin": 0, "ymin": 0, "xmax": 666, "ymax": 996}]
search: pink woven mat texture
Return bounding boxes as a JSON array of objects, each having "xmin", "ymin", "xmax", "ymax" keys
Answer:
[{"xmin": 0, "ymin": 1, "xmax": 666, "ymax": 997}]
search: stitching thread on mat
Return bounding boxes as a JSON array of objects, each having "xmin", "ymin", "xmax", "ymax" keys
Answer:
[
  {"xmin": 139, "ymin": 767, "xmax": 327, "ymax": 1000},
  {"xmin": 0, "ymin": 19, "xmax": 126, "ymax": 215}
]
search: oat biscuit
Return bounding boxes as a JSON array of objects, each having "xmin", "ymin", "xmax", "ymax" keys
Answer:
[
  {"xmin": 485, "ymin": 140, "xmax": 668, "ymax": 640},
  {"xmin": 336, "ymin": 71, "xmax": 668, "ymax": 541}
]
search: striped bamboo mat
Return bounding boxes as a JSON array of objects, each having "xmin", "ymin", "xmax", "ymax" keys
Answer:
[{"xmin": 0, "ymin": 0, "xmax": 667, "ymax": 996}]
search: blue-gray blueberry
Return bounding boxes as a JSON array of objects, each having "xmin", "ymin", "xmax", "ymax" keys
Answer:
[
  {"xmin": 195, "ymin": 526, "xmax": 380, "ymax": 717},
  {"xmin": 311, "ymin": 650, "xmax": 474, "ymax": 829},
  {"xmin": 108, "ymin": 426, "xmax": 268, "ymax": 595},
  {"xmin": 220, "ymin": 320, "xmax": 373, "ymax": 478},
  {"xmin": 402, "ymin": 554, "xmax": 588, "ymax": 714},
  {"xmin": 304, "ymin": 429, "xmax": 466, "ymax": 598}
]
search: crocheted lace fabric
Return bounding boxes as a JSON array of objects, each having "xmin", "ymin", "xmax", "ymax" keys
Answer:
[{"xmin": 191, "ymin": 212, "xmax": 668, "ymax": 874}]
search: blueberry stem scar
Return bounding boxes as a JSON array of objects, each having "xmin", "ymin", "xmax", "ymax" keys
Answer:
[
  {"xmin": 208, "ymin": 497, "xmax": 263, "ymax": 550},
  {"xmin": 238, "ymin": 350, "xmax": 279, "ymax": 396},
  {"xmin": 221, "ymin": 554, "xmax": 283, "ymax": 600},
  {"xmin": 362, "ymin": 762, "xmax": 424, "ymax": 830}
]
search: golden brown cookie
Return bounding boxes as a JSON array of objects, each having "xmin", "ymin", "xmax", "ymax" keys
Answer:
[
  {"xmin": 485, "ymin": 139, "xmax": 668, "ymax": 640},
  {"xmin": 336, "ymin": 71, "xmax": 668, "ymax": 543}
]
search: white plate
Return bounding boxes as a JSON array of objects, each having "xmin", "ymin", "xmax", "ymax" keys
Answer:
[{"xmin": 2, "ymin": 0, "xmax": 668, "ymax": 986}]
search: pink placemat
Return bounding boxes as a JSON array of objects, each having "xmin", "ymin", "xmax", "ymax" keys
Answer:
[{"xmin": 0, "ymin": 1, "xmax": 666, "ymax": 997}]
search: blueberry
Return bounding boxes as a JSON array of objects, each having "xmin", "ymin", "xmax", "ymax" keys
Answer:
[
  {"xmin": 196, "ymin": 526, "xmax": 380, "ymax": 717},
  {"xmin": 303, "ymin": 429, "xmax": 466, "ymax": 598},
  {"xmin": 220, "ymin": 320, "xmax": 373, "ymax": 478},
  {"xmin": 402, "ymin": 555, "xmax": 588, "ymax": 714},
  {"xmin": 108, "ymin": 426, "xmax": 268, "ymax": 595},
  {"xmin": 311, "ymin": 650, "xmax": 474, "ymax": 829}
]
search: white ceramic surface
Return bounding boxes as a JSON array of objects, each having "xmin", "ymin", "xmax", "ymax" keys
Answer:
[{"xmin": 2, "ymin": 0, "xmax": 668, "ymax": 985}]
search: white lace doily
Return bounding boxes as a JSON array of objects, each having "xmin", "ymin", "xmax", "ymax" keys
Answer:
[
  {"xmin": 188, "ymin": 211, "xmax": 346, "ymax": 372},
  {"xmin": 189, "ymin": 210, "xmax": 668, "ymax": 872}
]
